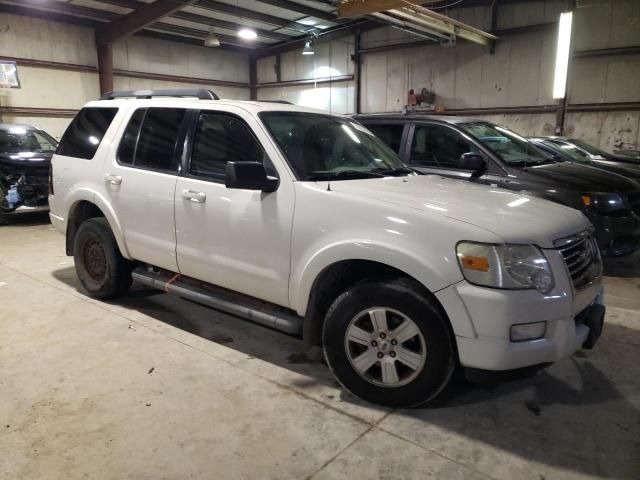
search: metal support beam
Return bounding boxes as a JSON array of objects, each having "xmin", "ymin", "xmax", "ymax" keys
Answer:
[
  {"xmin": 489, "ymin": 0, "xmax": 499, "ymax": 54},
  {"xmin": 249, "ymin": 55, "xmax": 258, "ymax": 101},
  {"xmin": 95, "ymin": 0, "xmax": 291, "ymax": 41},
  {"xmin": 195, "ymin": 0, "xmax": 308, "ymax": 33},
  {"xmin": 256, "ymin": 0, "xmax": 336, "ymax": 21},
  {"xmin": 573, "ymin": 45, "xmax": 640, "ymax": 58},
  {"xmin": 353, "ymin": 32, "xmax": 362, "ymax": 114},
  {"xmin": 275, "ymin": 55, "xmax": 282, "ymax": 83},
  {"xmin": 95, "ymin": 0, "xmax": 198, "ymax": 45},
  {"xmin": 97, "ymin": 44, "xmax": 114, "ymax": 95}
]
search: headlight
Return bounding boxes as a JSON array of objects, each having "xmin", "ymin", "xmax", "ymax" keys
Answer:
[
  {"xmin": 456, "ymin": 242, "xmax": 555, "ymax": 293},
  {"xmin": 581, "ymin": 192, "xmax": 627, "ymax": 213}
]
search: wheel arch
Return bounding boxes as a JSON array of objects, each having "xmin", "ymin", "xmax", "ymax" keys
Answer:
[
  {"xmin": 65, "ymin": 193, "xmax": 130, "ymax": 258},
  {"xmin": 299, "ymin": 256, "xmax": 459, "ymax": 353}
]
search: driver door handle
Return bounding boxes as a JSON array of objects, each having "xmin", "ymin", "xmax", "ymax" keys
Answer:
[
  {"xmin": 105, "ymin": 174, "xmax": 122, "ymax": 185},
  {"xmin": 182, "ymin": 190, "xmax": 206, "ymax": 204}
]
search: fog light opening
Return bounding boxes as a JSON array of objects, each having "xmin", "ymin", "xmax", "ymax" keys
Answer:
[{"xmin": 510, "ymin": 322, "xmax": 546, "ymax": 342}]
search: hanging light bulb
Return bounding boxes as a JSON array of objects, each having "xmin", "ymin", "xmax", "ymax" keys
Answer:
[
  {"xmin": 204, "ymin": 32, "xmax": 220, "ymax": 47},
  {"xmin": 302, "ymin": 40, "xmax": 315, "ymax": 55}
]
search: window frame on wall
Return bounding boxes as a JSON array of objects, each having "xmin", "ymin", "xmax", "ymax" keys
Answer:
[{"xmin": 182, "ymin": 110, "xmax": 277, "ymax": 184}]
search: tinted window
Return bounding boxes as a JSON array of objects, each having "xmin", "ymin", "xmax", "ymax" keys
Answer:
[
  {"xmin": 57, "ymin": 107, "xmax": 118, "ymax": 159},
  {"xmin": 366, "ymin": 124, "xmax": 404, "ymax": 154},
  {"xmin": 190, "ymin": 113, "xmax": 265, "ymax": 181},
  {"xmin": 410, "ymin": 124, "xmax": 477, "ymax": 168},
  {"xmin": 117, "ymin": 109, "xmax": 145, "ymax": 166},
  {"xmin": 134, "ymin": 108, "xmax": 185, "ymax": 172}
]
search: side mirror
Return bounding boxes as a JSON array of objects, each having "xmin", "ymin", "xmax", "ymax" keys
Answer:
[
  {"xmin": 225, "ymin": 162, "xmax": 279, "ymax": 192},
  {"xmin": 458, "ymin": 152, "xmax": 486, "ymax": 179}
]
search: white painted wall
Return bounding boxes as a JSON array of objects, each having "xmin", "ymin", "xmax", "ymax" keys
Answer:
[
  {"xmin": 0, "ymin": 13, "xmax": 250, "ymax": 137},
  {"xmin": 256, "ymin": 37, "xmax": 355, "ymax": 114}
]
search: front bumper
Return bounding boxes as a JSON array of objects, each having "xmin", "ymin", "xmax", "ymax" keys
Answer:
[
  {"xmin": 436, "ymin": 254, "xmax": 604, "ymax": 371},
  {"xmin": 1, "ymin": 165, "xmax": 50, "ymax": 216},
  {"xmin": 590, "ymin": 212, "xmax": 640, "ymax": 256}
]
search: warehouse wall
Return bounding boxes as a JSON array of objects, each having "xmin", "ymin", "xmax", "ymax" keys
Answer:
[
  {"xmin": 0, "ymin": 13, "xmax": 250, "ymax": 139},
  {"xmin": 256, "ymin": 38, "xmax": 355, "ymax": 114},
  {"xmin": 265, "ymin": 0, "xmax": 640, "ymax": 150}
]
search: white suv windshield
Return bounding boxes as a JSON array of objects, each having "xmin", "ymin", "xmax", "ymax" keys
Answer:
[
  {"xmin": 461, "ymin": 122, "xmax": 550, "ymax": 167},
  {"xmin": 260, "ymin": 112, "xmax": 411, "ymax": 180}
]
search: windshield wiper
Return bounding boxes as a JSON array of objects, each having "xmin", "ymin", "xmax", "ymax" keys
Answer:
[
  {"xmin": 373, "ymin": 166, "xmax": 418, "ymax": 176},
  {"xmin": 305, "ymin": 170, "xmax": 385, "ymax": 181}
]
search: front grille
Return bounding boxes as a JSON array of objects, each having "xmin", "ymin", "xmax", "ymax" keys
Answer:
[
  {"xmin": 628, "ymin": 192, "xmax": 640, "ymax": 216},
  {"xmin": 555, "ymin": 231, "xmax": 601, "ymax": 290}
]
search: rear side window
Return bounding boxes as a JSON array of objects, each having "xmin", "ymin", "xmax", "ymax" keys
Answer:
[
  {"xmin": 366, "ymin": 124, "xmax": 404, "ymax": 154},
  {"xmin": 190, "ymin": 112, "xmax": 266, "ymax": 182},
  {"xmin": 117, "ymin": 108, "xmax": 145, "ymax": 166},
  {"xmin": 134, "ymin": 108, "xmax": 185, "ymax": 172},
  {"xmin": 57, "ymin": 107, "xmax": 118, "ymax": 159}
]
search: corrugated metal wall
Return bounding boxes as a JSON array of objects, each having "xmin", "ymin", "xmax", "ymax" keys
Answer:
[{"xmin": 260, "ymin": 0, "xmax": 640, "ymax": 149}]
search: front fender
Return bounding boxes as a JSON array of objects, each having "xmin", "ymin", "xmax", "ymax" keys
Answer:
[{"xmin": 291, "ymin": 239, "xmax": 462, "ymax": 317}]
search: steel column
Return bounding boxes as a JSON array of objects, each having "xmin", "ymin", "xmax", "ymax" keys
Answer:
[{"xmin": 97, "ymin": 43, "xmax": 114, "ymax": 95}]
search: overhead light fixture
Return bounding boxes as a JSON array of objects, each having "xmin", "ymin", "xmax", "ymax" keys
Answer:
[
  {"xmin": 238, "ymin": 28, "xmax": 257, "ymax": 40},
  {"xmin": 204, "ymin": 32, "xmax": 220, "ymax": 47},
  {"xmin": 302, "ymin": 40, "xmax": 315, "ymax": 55},
  {"xmin": 553, "ymin": 11, "xmax": 573, "ymax": 99},
  {"xmin": 297, "ymin": 18, "xmax": 317, "ymax": 26}
]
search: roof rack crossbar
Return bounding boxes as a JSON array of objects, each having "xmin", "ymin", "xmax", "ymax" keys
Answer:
[{"xmin": 100, "ymin": 89, "xmax": 220, "ymax": 100}]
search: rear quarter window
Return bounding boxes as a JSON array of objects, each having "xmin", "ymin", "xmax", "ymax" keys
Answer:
[{"xmin": 57, "ymin": 107, "xmax": 118, "ymax": 160}]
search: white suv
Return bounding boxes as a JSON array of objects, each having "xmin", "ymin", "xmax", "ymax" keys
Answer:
[{"xmin": 49, "ymin": 89, "xmax": 605, "ymax": 407}]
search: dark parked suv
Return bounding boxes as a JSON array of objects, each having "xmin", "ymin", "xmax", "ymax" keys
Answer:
[
  {"xmin": 357, "ymin": 114, "xmax": 640, "ymax": 256},
  {"xmin": 0, "ymin": 123, "xmax": 57, "ymax": 223}
]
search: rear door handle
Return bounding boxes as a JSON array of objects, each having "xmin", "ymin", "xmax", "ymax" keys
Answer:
[
  {"xmin": 182, "ymin": 190, "xmax": 206, "ymax": 204},
  {"xmin": 105, "ymin": 174, "xmax": 122, "ymax": 185}
]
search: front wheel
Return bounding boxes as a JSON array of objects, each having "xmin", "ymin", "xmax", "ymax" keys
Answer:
[{"xmin": 322, "ymin": 279, "xmax": 456, "ymax": 408}]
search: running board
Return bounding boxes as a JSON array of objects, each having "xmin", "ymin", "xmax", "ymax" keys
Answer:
[{"xmin": 131, "ymin": 268, "xmax": 303, "ymax": 336}]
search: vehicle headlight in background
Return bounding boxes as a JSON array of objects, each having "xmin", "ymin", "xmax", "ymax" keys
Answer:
[
  {"xmin": 581, "ymin": 192, "xmax": 627, "ymax": 213},
  {"xmin": 456, "ymin": 242, "xmax": 555, "ymax": 293}
]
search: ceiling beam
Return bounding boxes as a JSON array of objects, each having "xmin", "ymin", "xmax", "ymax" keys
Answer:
[
  {"xmin": 96, "ymin": 0, "xmax": 291, "ymax": 41},
  {"xmin": 95, "ymin": 0, "xmax": 199, "ymax": 45},
  {"xmin": 255, "ymin": 0, "xmax": 336, "ymax": 22},
  {"xmin": 195, "ymin": 0, "xmax": 308, "ymax": 33},
  {"xmin": 0, "ymin": 2, "xmax": 251, "ymax": 52}
]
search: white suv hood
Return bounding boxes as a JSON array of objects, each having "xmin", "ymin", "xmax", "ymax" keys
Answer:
[{"xmin": 328, "ymin": 175, "xmax": 589, "ymax": 248}]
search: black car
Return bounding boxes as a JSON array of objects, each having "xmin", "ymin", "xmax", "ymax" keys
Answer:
[
  {"xmin": 357, "ymin": 114, "xmax": 640, "ymax": 256},
  {"xmin": 0, "ymin": 123, "xmax": 57, "ymax": 224},
  {"xmin": 560, "ymin": 137, "xmax": 640, "ymax": 165},
  {"xmin": 529, "ymin": 136, "xmax": 640, "ymax": 181}
]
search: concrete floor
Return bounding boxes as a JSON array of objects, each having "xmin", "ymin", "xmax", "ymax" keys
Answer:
[{"xmin": 1, "ymin": 215, "xmax": 639, "ymax": 480}]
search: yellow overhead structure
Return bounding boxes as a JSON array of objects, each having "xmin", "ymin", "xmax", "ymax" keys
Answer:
[{"xmin": 337, "ymin": 0, "xmax": 498, "ymax": 46}]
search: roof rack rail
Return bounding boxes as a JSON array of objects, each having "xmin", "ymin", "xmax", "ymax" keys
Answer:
[
  {"xmin": 100, "ymin": 89, "xmax": 220, "ymax": 100},
  {"xmin": 259, "ymin": 100, "xmax": 293, "ymax": 105}
]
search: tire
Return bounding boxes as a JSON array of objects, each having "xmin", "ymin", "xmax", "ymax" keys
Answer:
[
  {"xmin": 73, "ymin": 217, "xmax": 133, "ymax": 299},
  {"xmin": 322, "ymin": 278, "xmax": 456, "ymax": 408}
]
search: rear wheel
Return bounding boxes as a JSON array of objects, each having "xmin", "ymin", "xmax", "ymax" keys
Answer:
[
  {"xmin": 322, "ymin": 279, "xmax": 455, "ymax": 408},
  {"xmin": 74, "ymin": 218, "xmax": 132, "ymax": 299}
]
